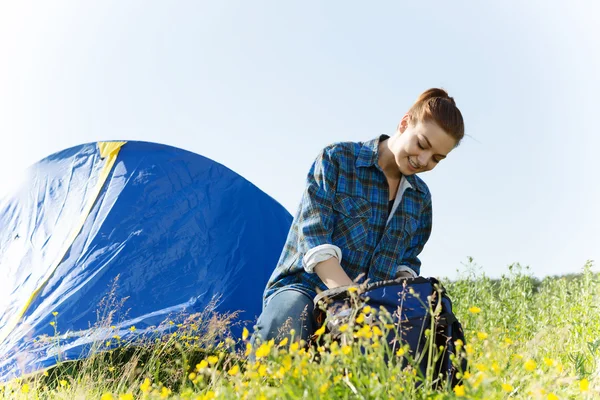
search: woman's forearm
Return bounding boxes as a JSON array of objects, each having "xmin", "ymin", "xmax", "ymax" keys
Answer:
[{"xmin": 314, "ymin": 257, "xmax": 355, "ymax": 289}]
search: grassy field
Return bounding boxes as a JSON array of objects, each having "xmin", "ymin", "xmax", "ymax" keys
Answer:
[{"xmin": 1, "ymin": 261, "xmax": 599, "ymax": 399}]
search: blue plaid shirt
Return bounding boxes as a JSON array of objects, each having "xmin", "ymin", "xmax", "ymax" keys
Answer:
[{"xmin": 263, "ymin": 135, "xmax": 432, "ymax": 306}]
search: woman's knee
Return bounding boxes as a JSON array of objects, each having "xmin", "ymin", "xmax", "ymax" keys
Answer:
[{"xmin": 252, "ymin": 289, "xmax": 316, "ymax": 343}]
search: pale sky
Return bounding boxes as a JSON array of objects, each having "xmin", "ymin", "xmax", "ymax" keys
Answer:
[{"xmin": 1, "ymin": 1, "xmax": 598, "ymax": 280}]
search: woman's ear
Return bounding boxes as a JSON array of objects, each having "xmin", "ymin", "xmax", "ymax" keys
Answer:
[{"xmin": 398, "ymin": 114, "xmax": 411, "ymax": 134}]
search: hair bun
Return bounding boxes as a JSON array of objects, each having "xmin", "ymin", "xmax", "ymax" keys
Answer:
[{"xmin": 416, "ymin": 88, "xmax": 455, "ymax": 105}]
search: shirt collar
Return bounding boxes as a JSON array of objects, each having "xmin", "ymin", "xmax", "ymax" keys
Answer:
[{"xmin": 355, "ymin": 134, "xmax": 425, "ymax": 193}]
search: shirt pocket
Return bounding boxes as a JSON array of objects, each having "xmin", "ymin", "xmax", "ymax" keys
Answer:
[
  {"xmin": 403, "ymin": 214, "xmax": 419, "ymax": 238},
  {"xmin": 331, "ymin": 193, "xmax": 372, "ymax": 250}
]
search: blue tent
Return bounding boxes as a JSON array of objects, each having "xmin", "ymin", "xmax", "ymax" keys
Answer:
[{"xmin": 0, "ymin": 141, "xmax": 292, "ymax": 381}]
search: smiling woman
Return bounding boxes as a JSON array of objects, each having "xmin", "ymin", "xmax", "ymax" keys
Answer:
[{"xmin": 252, "ymin": 88, "xmax": 465, "ymax": 346}]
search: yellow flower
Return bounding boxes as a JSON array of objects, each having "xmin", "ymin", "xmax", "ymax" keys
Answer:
[
  {"xmin": 279, "ymin": 337, "xmax": 288, "ymax": 347},
  {"xmin": 160, "ymin": 387, "xmax": 171, "ymax": 399},
  {"xmin": 140, "ymin": 378, "xmax": 152, "ymax": 393},
  {"xmin": 504, "ymin": 337, "xmax": 513, "ymax": 345},
  {"xmin": 453, "ymin": 384, "xmax": 466, "ymax": 397},
  {"xmin": 463, "ymin": 371, "xmax": 472, "ymax": 379},
  {"xmin": 196, "ymin": 360, "xmax": 208, "ymax": 371},
  {"xmin": 580, "ymin": 378, "xmax": 589, "ymax": 392},
  {"xmin": 543, "ymin": 357, "xmax": 555, "ymax": 367},
  {"xmin": 524, "ymin": 359, "xmax": 537, "ymax": 372},
  {"xmin": 258, "ymin": 364, "xmax": 268, "ymax": 377},
  {"xmin": 468, "ymin": 306, "xmax": 481, "ymax": 314},
  {"xmin": 255, "ymin": 343, "xmax": 271, "ymax": 359},
  {"xmin": 119, "ymin": 394, "xmax": 133, "ymax": 400},
  {"xmin": 356, "ymin": 313, "xmax": 365, "ymax": 324},
  {"xmin": 475, "ymin": 363, "xmax": 488, "ymax": 372},
  {"xmin": 228, "ymin": 365, "xmax": 240, "ymax": 376},
  {"xmin": 465, "ymin": 344, "xmax": 474, "ymax": 355},
  {"xmin": 547, "ymin": 393, "xmax": 558, "ymax": 400},
  {"xmin": 342, "ymin": 345, "xmax": 352, "ymax": 355},
  {"xmin": 314, "ymin": 325, "xmax": 326, "ymax": 336},
  {"xmin": 362, "ymin": 306, "xmax": 372, "ymax": 314},
  {"xmin": 207, "ymin": 355, "xmax": 219, "ymax": 365},
  {"xmin": 101, "ymin": 393, "xmax": 114, "ymax": 400},
  {"xmin": 129, "ymin": 326, "xmax": 136, "ymax": 332},
  {"xmin": 477, "ymin": 331, "xmax": 488, "ymax": 340},
  {"xmin": 49, "ymin": 321, "xmax": 56, "ymax": 327},
  {"xmin": 242, "ymin": 327, "xmax": 249, "ymax": 341},
  {"xmin": 372, "ymin": 326, "xmax": 383, "ymax": 336},
  {"xmin": 21, "ymin": 384, "xmax": 30, "ymax": 393},
  {"xmin": 347, "ymin": 287, "xmax": 358, "ymax": 293},
  {"xmin": 396, "ymin": 347, "xmax": 405, "ymax": 357},
  {"xmin": 502, "ymin": 383, "xmax": 514, "ymax": 392},
  {"xmin": 339, "ymin": 324, "xmax": 349, "ymax": 333},
  {"xmin": 52, "ymin": 311, "xmax": 58, "ymax": 316},
  {"xmin": 189, "ymin": 372, "xmax": 197, "ymax": 380},
  {"xmin": 289, "ymin": 342, "xmax": 299, "ymax": 354},
  {"xmin": 320, "ymin": 383, "xmax": 330, "ymax": 394},
  {"xmin": 244, "ymin": 342, "xmax": 252, "ymax": 357},
  {"xmin": 59, "ymin": 379, "xmax": 68, "ymax": 387}
]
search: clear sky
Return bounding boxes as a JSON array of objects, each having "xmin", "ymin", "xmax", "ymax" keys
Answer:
[{"xmin": 1, "ymin": 1, "xmax": 598, "ymax": 280}]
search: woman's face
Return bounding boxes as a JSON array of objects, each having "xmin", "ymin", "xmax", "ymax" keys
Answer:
[{"xmin": 388, "ymin": 115, "xmax": 457, "ymax": 175}]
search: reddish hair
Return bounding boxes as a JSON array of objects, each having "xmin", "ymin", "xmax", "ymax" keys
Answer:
[{"xmin": 407, "ymin": 88, "xmax": 465, "ymax": 146}]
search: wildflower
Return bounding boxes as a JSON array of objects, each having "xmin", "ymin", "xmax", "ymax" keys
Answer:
[
  {"xmin": 105, "ymin": 341, "xmax": 111, "ymax": 347},
  {"xmin": 347, "ymin": 287, "xmax": 358, "ymax": 293},
  {"xmin": 279, "ymin": 337, "xmax": 288, "ymax": 347},
  {"xmin": 502, "ymin": 383, "xmax": 514, "ymax": 392},
  {"xmin": 52, "ymin": 311, "xmax": 58, "ymax": 316},
  {"xmin": 314, "ymin": 325, "xmax": 326, "ymax": 336},
  {"xmin": 363, "ymin": 306, "xmax": 372, "ymax": 314},
  {"xmin": 320, "ymin": 383, "xmax": 330, "ymax": 394},
  {"xmin": 289, "ymin": 342, "xmax": 299, "ymax": 354},
  {"xmin": 372, "ymin": 326, "xmax": 383, "ymax": 336},
  {"xmin": 196, "ymin": 360, "xmax": 208, "ymax": 371},
  {"xmin": 113, "ymin": 335, "xmax": 121, "ymax": 340},
  {"xmin": 160, "ymin": 387, "xmax": 171, "ymax": 399},
  {"xmin": 453, "ymin": 384, "xmax": 466, "ymax": 397},
  {"xmin": 547, "ymin": 393, "xmax": 558, "ymax": 400},
  {"xmin": 255, "ymin": 343, "xmax": 271, "ymax": 359},
  {"xmin": 468, "ymin": 306, "xmax": 481, "ymax": 314},
  {"xmin": 492, "ymin": 362, "xmax": 501, "ymax": 374},
  {"xmin": 580, "ymin": 378, "xmax": 589, "ymax": 392},
  {"xmin": 543, "ymin": 357, "xmax": 555, "ymax": 367},
  {"xmin": 119, "ymin": 394, "xmax": 133, "ymax": 400},
  {"xmin": 356, "ymin": 313, "xmax": 365, "ymax": 324},
  {"xmin": 129, "ymin": 326, "xmax": 136, "ymax": 332},
  {"xmin": 21, "ymin": 384, "xmax": 30, "ymax": 393},
  {"xmin": 462, "ymin": 371, "xmax": 472, "ymax": 379},
  {"xmin": 475, "ymin": 363, "xmax": 488, "ymax": 372},
  {"xmin": 228, "ymin": 365, "xmax": 240, "ymax": 376},
  {"xmin": 396, "ymin": 347, "xmax": 405, "ymax": 357},
  {"xmin": 101, "ymin": 394, "xmax": 114, "ymax": 400},
  {"xmin": 477, "ymin": 332, "xmax": 488, "ymax": 340},
  {"xmin": 49, "ymin": 321, "xmax": 56, "ymax": 327},
  {"xmin": 524, "ymin": 359, "xmax": 537, "ymax": 372},
  {"xmin": 140, "ymin": 378, "xmax": 152, "ymax": 393},
  {"xmin": 258, "ymin": 364, "xmax": 268, "ymax": 377},
  {"xmin": 339, "ymin": 324, "xmax": 348, "ymax": 333},
  {"xmin": 207, "ymin": 355, "xmax": 219, "ymax": 365},
  {"xmin": 59, "ymin": 379, "xmax": 68, "ymax": 387},
  {"xmin": 242, "ymin": 327, "xmax": 249, "ymax": 341},
  {"xmin": 189, "ymin": 372, "xmax": 196, "ymax": 380},
  {"xmin": 245, "ymin": 342, "xmax": 252, "ymax": 357},
  {"xmin": 504, "ymin": 337, "xmax": 513, "ymax": 345},
  {"xmin": 465, "ymin": 344, "xmax": 474, "ymax": 355},
  {"xmin": 342, "ymin": 345, "xmax": 352, "ymax": 355}
]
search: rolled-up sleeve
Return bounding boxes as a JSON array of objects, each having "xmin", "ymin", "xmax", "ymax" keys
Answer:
[
  {"xmin": 398, "ymin": 199, "xmax": 432, "ymax": 276},
  {"xmin": 296, "ymin": 148, "xmax": 341, "ymax": 267}
]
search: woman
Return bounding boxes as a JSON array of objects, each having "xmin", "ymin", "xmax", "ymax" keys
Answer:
[{"xmin": 254, "ymin": 88, "xmax": 465, "ymax": 344}]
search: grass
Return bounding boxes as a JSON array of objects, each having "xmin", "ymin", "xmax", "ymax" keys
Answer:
[{"xmin": 1, "ymin": 260, "xmax": 599, "ymax": 399}]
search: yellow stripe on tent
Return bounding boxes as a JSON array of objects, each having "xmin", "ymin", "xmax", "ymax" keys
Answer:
[{"xmin": 0, "ymin": 141, "xmax": 127, "ymax": 345}]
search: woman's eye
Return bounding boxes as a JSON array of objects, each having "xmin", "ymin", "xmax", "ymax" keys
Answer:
[{"xmin": 417, "ymin": 141, "xmax": 425, "ymax": 150}]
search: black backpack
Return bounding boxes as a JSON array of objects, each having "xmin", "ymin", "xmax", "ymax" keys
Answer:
[{"xmin": 313, "ymin": 276, "xmax": 467, "ymax": 388}]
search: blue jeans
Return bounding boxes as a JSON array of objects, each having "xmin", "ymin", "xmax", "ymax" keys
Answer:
[{"xmin": 251, "ymin": 288, "xmax": 316, "ymax": 346}]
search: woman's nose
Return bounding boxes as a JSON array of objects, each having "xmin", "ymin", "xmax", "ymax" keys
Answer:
[{"xmin": 417, "ymin": 152, "xmax": 430, "ymax": 167}]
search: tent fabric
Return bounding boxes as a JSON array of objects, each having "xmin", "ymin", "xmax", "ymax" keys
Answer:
[{"xmin": 0, "ymin": 141, "xmax": 292, "ymax": 382}]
